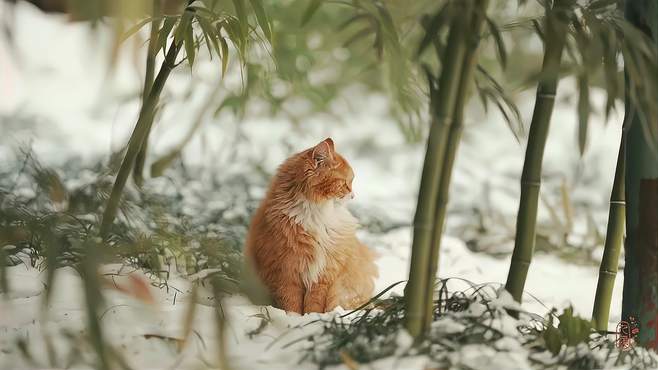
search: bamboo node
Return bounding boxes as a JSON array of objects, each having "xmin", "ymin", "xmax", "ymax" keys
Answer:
[
  {"xmin": 537, "ymin": 93, "xmax": 556, "ymax": 99},
  {"xmin": 609, "ymin": 200, "xmax": 626, "ymax": 205},
  {"xmin": 435, "ymin": 115, "xmax": 454, "ymax": 123},
  {"xmin": 413, "ymin": 223, "xmax": 435, "ymax": 231},
  {"xmin": 509, "ymin": 258, "xmax": 531, "ymax": 267},
  {"xmin": 521, "ymin": 180, "xmax": 541, "ymax": 188}
]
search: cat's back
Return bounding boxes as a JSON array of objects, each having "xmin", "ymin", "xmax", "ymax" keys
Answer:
[
  {"xmin": 245, "ymin": 192, "xmax": 279, "ymax": 257},
  {"xmin": 245, "ymin": 169, "xmax": 299, "ymax": 259}
]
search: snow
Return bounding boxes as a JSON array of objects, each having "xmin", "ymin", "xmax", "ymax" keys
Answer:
[
  {"xmin": 394, "ymin": 330, "xmax": 413, "ymax": 355},
  {"xmin": 0, "ymin": 2, "xmax": 642, "ymax": 370},
  {"xmin": 450, "ymin": 344, "xmax": 532, "ymax": 370}
]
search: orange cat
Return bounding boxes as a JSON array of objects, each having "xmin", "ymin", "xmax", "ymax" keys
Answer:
[{"xmin": 245, "ymin": 138, "xmax": 378, "ymax": 314}]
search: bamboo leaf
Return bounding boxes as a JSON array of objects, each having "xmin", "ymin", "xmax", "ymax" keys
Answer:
[
  {"xmin": 223, "ymin": 17, "xmax": 245, "ymax": 57},
  {"xmin": 476, "ymin": 65, "xmax": 523, "ymax": 140},
  {"xmin": 421, "ymin": 63, "xmax": 437, "ymax": 97},
  {"xmin": 193, "ymin": 14, "xmax": 214, "ymax": 59},
  {"xmin": 189, "ymin": 2, "xmax": 215, "ymax": 16},
  {"xmin": 220, "ymin": 37, "xmax": 229, "ymax": 76},
  {"xmin": 120, "ymin": 17, "xmax": 154, "ymax": 44},
  {"xmin": 184, "ymin": 21, "xmax": 196, "ymax": 67},
  {"xmin": 159, "ymin": 16, "xmax": 178, "ymax": 54},
  {"xmin": 339, "ymin": 13, "xmax": 371, "ymax": 30},
  {"xmin": 615, "ymin": 20, "xmax": 656, "ymax": 59},
  {"xmin": 601, "ymin": 28, "xmax": 619, "ymax": 119},
  {"xmin": 373, "ymin": 1, "xmax": 400, "ymax": 50},
  {"xmin": 201, "ymin": 27, "xmax": 214, "ymax": 59},
  {"xmin": 248, "ymin": 0, "xmax": 272, "ymax": 42},
  {"xmin": 150, "ymin": 150, "xmax": 179, "ymax": 178},
  {"xmin": 475, "ymin": 80, "xmax": 489, "ymax": 113},
  {"xmin": 301, "ymin": 0, "xmax": 322, "ymax": 26},
  {"xmin": 486, "ymin": 16, "xmax": 507, "ymax": 68},
  {"xmin": 198, "ymin": 16, "xmax": 222, "ymax": 58},
  {"xmin": 577, "ymin": 73, "xmax": 590, "ymax": 156},
  {"xmin": 344, "ymin": 26, "xmax": 374, "ymax": 48},
  {"xmin": 557, "ymin": 306, "xmax": 591, "ymax": 346},
  {"xmin": 231, "ymin": 0, "xmax": 249, "ymax": 40},
  {"xmin": 587, "ymin": 0, "xmax": 617, "ymax": 11},
  {"xmin": 543, "ymin": 325, "xmax": 563, "ymax": 355},
  {"xmin": 174, "ymin": 11, "xmax": 193, "ymax": 46},
  {"xmin": 417, "ymin": 4, "xmax": 451, "ymax": 57}
]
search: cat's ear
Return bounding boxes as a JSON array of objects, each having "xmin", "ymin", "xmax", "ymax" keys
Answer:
[
  {"xmin": 322, "ymin": 138, "xmax": 335, "ymax": 152},
  {"xmin": 311, "ymin": 138, "xmax": 334, "ymax": 166}
]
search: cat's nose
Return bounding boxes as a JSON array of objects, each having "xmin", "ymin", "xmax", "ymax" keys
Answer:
[{"xmin": 350, "ymin": 192, "xmax": 355, "ymax": 199}]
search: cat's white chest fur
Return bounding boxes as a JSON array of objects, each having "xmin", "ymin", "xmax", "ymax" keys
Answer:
[{"xmin": 285, "ymin": 198, "xmax": 356, "ymax": 287}]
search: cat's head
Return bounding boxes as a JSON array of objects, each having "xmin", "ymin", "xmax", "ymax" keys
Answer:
[{"xmin": 297, "ymin": 138, "xmax": 355, "ymax": 203}]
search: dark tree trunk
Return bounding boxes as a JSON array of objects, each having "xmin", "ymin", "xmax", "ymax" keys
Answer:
[{"xmin": 623, "ymin": 0, "xmax": 658, "ymax": 349}]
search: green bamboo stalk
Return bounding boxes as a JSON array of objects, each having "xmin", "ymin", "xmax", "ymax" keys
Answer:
[
  {"xmin": 133, "ymin": 0, "xmax": 162, "ymax": 188},
  {"xmin": 100, "ymin": 40, "xmax": 182, "ymax": 237},
  {"xmin": 591, "ymin": 131, "xmax": 626, "ymax": 331},
  {"xmin": 423, "ymin": 0, "xmax": 489, "ymax": 329},
  {"xmin": 505, "ymin": 0, "xmax": 569, "ymax": 303},
  {"xmin": 405, "ymin": 0, "xmax": 472, "ymax": 338}
]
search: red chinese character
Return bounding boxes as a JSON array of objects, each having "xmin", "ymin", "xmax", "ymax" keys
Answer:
[{"xmin": 616, "ymin": 317, "xmax": 640, "ymax": 351}]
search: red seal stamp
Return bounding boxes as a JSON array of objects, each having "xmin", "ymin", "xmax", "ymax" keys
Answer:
[{"xmin": 616, "ymin": 316, "xmax": 640, "ymax": 351}]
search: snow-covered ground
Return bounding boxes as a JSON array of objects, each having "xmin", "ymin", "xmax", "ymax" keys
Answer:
[{"xmin": 0, "ymin": 2, "xmax": 634, "ymax": 370}]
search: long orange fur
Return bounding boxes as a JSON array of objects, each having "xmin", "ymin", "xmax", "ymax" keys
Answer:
[{"xmin": 245, "ymin": 138, "xmax": 378, "ymax": 314}]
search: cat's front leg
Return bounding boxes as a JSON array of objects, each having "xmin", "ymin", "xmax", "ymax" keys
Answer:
[
  {"xmin": 275, "ymin": 279, "xmax": 305, "ymax": 314},
  {"xmin": 324, "ymin": 288, "xmax": 339, "ymax": 312},
  {"xmin": 303, "ymin": 280, "xmax": 329, "ymax": 313}
]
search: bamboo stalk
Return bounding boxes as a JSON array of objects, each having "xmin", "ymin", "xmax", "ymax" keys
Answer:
[
  {"xmin": 133, "ymin": 0, "xmax": 162, "ymax": 188},
  {"xmin": 405, "ymin": 0, "xmax": 472, "ymax": 338},
  {"xmin": 505, "ymin": 1, "xmax": 569, "ymax": 302},
  {"xmin": 592, "ymin": 131, "xmax": 626, "ymax": 331},
  {"xmin": 100, "ymin": 41, "xmax": 182, "ymax": 237},
  {"xmin": 423, "ymin": 0, "xmax": 489, "ymax": 329}
]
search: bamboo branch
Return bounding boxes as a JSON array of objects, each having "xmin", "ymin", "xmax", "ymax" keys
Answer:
[
  {"xmin": 133, "ymin": 0, "xmax": 162, "ymax": 188},
  {"xmin": 100, "ymin": 39, "xmax": 182, "ymax": 237}
]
